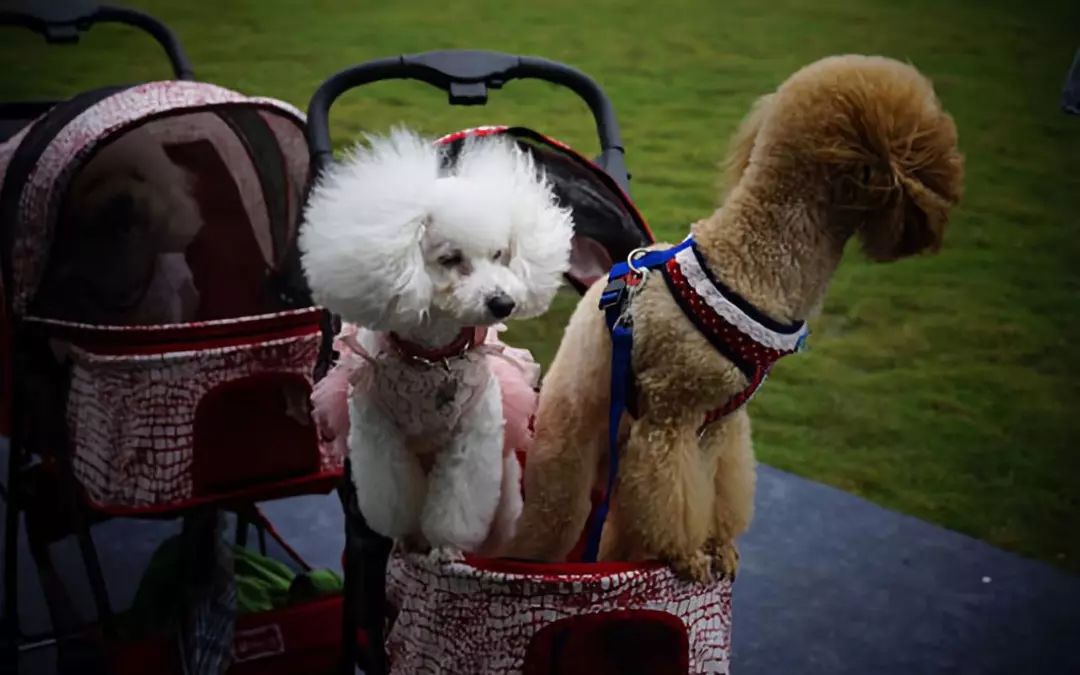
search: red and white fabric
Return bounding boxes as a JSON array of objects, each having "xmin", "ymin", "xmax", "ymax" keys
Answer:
[
  {"xmin": 26, "ymin": 308, "xmax": 341, "ymax": 511},
  {"xmin": 386, "ymin": 553, "xmax": 733, "ymax": 674},
  {"xmin": 660, "ymin": 239, "xmax": 808, "ymax": 428},
  {"xmin": 668, "ymin": 246, "xmax": 807, "ymax": 354}
]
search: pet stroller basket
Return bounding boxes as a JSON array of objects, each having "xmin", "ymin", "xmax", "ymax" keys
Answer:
[
  {"xmin": 308, "ymin": 51, "xmax": 733, "ymax": 675},
  {"xmin": 1, "ymin": 4, "xmax": 347, "ymax": 673}
]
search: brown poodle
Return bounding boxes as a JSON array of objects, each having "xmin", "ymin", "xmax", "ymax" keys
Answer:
[{"xmin": 506, "ymin": 55, "xmax": 965, "ymax": 581}]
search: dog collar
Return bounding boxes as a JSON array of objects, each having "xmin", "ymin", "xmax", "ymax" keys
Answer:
[{"xmin": 387, "ymin": 327, "xmax": 487, "ymax": 364}]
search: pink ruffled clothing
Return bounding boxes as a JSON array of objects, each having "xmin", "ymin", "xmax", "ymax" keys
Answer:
[{"xmin": 310, "ymin": 323, "xmax": 540, "ymax": 461}]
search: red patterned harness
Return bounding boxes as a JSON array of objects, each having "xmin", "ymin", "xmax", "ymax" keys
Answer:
[
  {"xmin": 608, "ymin": 237, "xmax": 809, "ymax": 432},
  {"xmin": 660, "ymin": 241, "xmax": 808, "ymax": 428}
]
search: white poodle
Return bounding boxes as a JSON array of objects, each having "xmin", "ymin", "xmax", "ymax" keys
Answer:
[{"xmin": 300, "ymin": 128, "xmax": 574, "ymax": 555}]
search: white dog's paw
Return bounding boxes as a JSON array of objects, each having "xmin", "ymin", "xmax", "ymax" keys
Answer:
[
  {"xmin": 353, "ymin": 474, "xmax": 422, "ymax": 540},
  {"xmin": 420, "ymin": 500, "xmax": 492, "ymax": 553}
]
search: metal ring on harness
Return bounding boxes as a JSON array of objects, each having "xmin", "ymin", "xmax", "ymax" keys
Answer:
[{"xmin": 625, "ymin": 247, "xmax": 651, "ymax": 274}]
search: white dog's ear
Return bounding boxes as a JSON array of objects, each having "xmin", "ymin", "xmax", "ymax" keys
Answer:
[
  {"xmin": 455, "ymin": 138, "xmax": 574, "ymax": 318},
  {"xmin": 299, "ymin": 127, "xmax": 439, "ymax": 328},
  {"xmin": 508, "ymin": 194, "xmax": 575, "ymax": 319}
]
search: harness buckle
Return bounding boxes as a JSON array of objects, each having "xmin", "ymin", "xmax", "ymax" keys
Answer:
[{"xmin": 599, "ymin": 275, "xmax": 628, "ymax": 310}]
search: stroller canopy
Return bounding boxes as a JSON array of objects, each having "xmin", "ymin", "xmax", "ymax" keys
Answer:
[{"xmin": 0, "ymin": 80, "xmax": 310, "ymax": 325}]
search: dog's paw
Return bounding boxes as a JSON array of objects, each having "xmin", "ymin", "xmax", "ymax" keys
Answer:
[
  {"xmin": 425, "ymin": 545, "xmax": 465, "ymax": 565},
  {"xmin": 668, "ymin": 549, "xmax": 715, "ymax": 584},
  {"xmin": 421, "ymin": 501, "xmax": 490, "ymax": 553},
  {"xmin": 705, "ymin": 539, "xmax": 740, "ymax": 581}
]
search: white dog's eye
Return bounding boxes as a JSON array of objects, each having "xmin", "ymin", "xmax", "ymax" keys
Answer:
[
  {"xmin": 492, "ymin": 250, "xmax": 504, "ymax": 262},
  {"xmin": 438, "ymin": 250, "xmax": 463, "ymax": 267}
]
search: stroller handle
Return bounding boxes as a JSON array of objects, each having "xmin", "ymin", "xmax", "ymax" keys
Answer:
[
  {"xmin": 0, "ymin": 1, "xmax": 194, "ymax": 80},
  {"xmin": 306, "ymin": 50, "xmax": 630, "ymax": 192}
]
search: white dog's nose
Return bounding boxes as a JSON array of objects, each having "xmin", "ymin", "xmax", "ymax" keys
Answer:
[{"xmin": 486, "ymin": 293, "xmax": 515, "ymax": 319}]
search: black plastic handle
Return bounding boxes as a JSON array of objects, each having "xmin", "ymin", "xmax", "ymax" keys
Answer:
[
  {"xmin": 306, "ymin": 50, "xmax": 629, "ymax": 192},
  {"xmin": 0, "ymin": 0, "xmax": 194, "ymax": 80}
]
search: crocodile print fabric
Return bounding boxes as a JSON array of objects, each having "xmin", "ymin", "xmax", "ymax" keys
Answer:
[
  {"xmin": 64, "ymin": 316, "xmax": 337, "ymax": 509},
  {"xmin": 385, "ymin": 553, "xmax": 733, "ymax": 674}
]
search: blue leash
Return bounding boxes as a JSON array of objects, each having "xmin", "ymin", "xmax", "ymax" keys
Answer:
[{"xmin": 581, "ymin": 239, "xmax": 694, "ymax": 562}]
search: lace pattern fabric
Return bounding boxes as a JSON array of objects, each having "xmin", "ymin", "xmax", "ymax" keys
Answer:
[{"xmin": 311, "ymin": 322, "xmax": 539, "ymax": 460}]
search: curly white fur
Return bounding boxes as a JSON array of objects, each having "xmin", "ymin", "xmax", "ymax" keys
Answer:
[
  {"xmin": 300, "ymin": 127, "xmax": 573, "ymax": 553},
  {"xmin": 299, "ymin": 127, "xmax": 574, "ymax": 336}
]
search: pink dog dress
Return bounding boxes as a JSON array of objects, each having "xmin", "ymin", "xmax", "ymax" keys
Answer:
[{"xmin": 310, "ymin": 322, "xmax": 540, "ymax": 463}]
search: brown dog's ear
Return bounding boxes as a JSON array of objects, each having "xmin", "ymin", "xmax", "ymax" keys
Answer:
[
  {"xmin": 719, "ymin": 94, "xmax": 774, "ymax": 201},
  {"xmin": 852, "ymin": 108, "xmax": 964, "ymax": 262}
]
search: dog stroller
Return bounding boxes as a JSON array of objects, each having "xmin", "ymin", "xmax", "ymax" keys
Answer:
[
  {"xmin": 307, "ymin": 51, "xmax": 734, "ymax": 674},
  {"xmin": 1, "ymin": 4, "xmax": 349, "ymax": 673}
]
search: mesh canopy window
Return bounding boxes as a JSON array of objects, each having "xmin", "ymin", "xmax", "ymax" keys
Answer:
[
  {"xmin": 31, "ymin": 109, "xmax": 308, "ymax": 325},
  {"xmin": 0, "ymin": 81, "xmax": 310, "ymax": 325}
]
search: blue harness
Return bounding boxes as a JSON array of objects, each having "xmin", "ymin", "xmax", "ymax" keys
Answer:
[{"xmin": 580, "ymin": 239, "xmax": 695, "ymax": 562}]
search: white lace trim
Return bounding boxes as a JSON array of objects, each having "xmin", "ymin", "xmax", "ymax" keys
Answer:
[{"xmin": 673, "ymin": 246, "xmax": 807, "ymax": 352}]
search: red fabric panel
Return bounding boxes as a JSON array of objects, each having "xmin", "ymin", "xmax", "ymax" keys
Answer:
[
  {"xmin": 191, "ymin": 372, "xmax": 320, "ymax": 496},
  {"xmin": 523, "ymin": 609, "xmax": 689, "ymax": 675},
  {"xmin": 229, "ymin": 595, "xmax": 345, "ymax": 675},
  {"xmin": 107, "ymin": 633, "xmax": 181, "ymax": 675},
  {"xmin": 107, "ymin": 595, "xmax": 356, "ymax": 675}
]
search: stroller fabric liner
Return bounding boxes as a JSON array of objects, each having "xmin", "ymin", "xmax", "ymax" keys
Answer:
[{"xmin": 1, "ymin": 81, "xmax": 307, "ymax": 317}]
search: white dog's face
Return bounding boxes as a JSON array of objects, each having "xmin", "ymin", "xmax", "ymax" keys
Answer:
[
  {"xmin": 419, "ymin": 177, "xmax": 529, "ymax": 326},
  {"xmin": 300, "ymin": 129, "xmax": 575, "ymax": 336}
]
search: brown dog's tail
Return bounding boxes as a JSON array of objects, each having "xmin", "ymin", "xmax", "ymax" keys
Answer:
[{"xmin": 728, "ymin": 55, "xmax": 965, "ymax": 262}]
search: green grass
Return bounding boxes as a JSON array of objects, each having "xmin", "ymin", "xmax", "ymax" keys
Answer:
[{"xmin": 3, "ymin": 0, "xmax": 1078, "ymax": 572}]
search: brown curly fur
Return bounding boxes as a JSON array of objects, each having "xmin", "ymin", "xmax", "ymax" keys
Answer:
[{"xmin": 505, "ymin": 55, "xmax": 964, "ymax": 581}]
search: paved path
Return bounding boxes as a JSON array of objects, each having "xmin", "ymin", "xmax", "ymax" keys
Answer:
[
  {"xmin": 3, "ymin": 439, "xmax": 1078, "ymax": 673},
  {"xmin": 736, "ymin": 466, "xmax": 1080, "ymax": 674}
]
